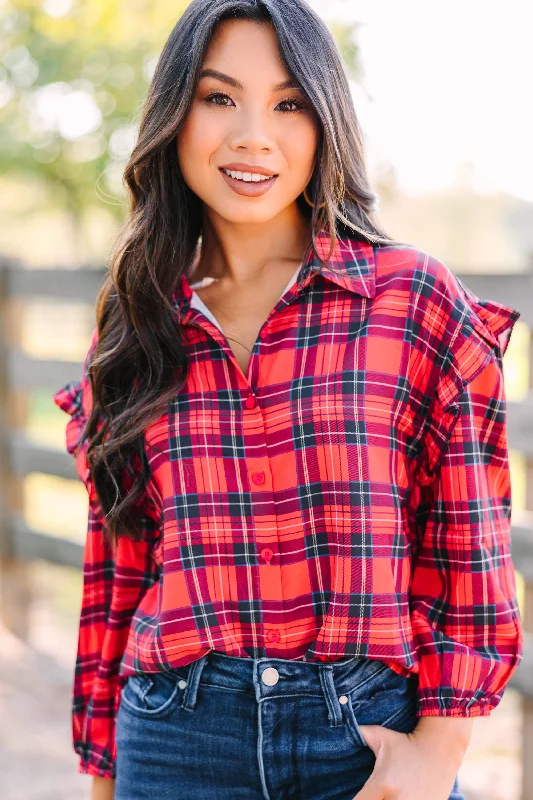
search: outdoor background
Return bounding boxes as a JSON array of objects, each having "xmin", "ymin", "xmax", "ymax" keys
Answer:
[{"xmin": 0, "ymin": 1, "xmax": 532, "ymax": 798}]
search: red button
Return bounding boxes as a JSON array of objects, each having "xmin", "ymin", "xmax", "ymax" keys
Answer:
[
  {"xmin": 259, "ymin": 328, "xmax": 267, "ymax": 339},
  {"xmin": 266, "ymin": 630, "xmax": 280, "ymax": 643},
  {"xmin": 245, "ymin": 394, "xmax": 256, "ymax": 409},
  {"xmin": 260, "ymin": 547, "xmax": 274, "ymax": 562},
  {"xmin": 252, "ymin": 471, "xmax": 265, "ymax": 485}
]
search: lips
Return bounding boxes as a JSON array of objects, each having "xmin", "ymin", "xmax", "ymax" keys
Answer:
[{"xmin": 219, "ymin": 167, "xmax": 278, "ymax": 198}]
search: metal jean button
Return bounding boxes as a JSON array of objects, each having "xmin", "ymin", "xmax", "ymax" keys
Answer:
[{"xmin": 261, "ymin": 667, "xmax": 280, "ymax": 686}]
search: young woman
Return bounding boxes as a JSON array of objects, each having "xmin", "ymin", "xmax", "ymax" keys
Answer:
[{"xmin": 53, "ymin": 1, "xmax": 524, "ymax": 798}]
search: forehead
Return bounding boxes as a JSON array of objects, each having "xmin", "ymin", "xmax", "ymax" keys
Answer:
[{"xmin": 201, "ymin": 18, "xmax": 289, "ymax": 78}]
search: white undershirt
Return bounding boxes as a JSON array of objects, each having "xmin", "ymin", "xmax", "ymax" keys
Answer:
[{"xmin": 189, "ymin": 265, "xmax": 302, "ymax": 334}]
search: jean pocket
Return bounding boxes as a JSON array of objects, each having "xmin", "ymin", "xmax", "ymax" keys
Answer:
[
  {"xmin": 341, "ymin": 661, "xmax": 418, "ymax": 749},
  {"xmin": 119, "ymin": 670, "xmax": 185, "ymax": 719}
]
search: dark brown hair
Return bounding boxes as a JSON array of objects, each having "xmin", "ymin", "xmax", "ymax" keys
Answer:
[{"xmin": 86, "ymin": 0, "xmax": 398, "ymax": 545}]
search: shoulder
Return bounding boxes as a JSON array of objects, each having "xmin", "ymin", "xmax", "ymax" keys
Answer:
[
  {"xmin": 373, "ymin": 241, "xmax": 462, "ymax": 301},
  {"xmin": 369, "ymin": 241, "xmax": 520, "ymax": 437},
  {"xmin": 372, "ymin": 241, "xmax": 520, "ymax": 358}
]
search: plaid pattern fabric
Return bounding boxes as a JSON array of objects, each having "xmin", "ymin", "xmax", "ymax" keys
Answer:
[{"xmin": 53, "ymin": 232, "xmax": 524, "ymax": 778}]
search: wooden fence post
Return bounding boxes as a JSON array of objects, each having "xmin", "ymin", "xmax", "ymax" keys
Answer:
[{"xmin": 0, "ymin": 260, "xmax": 32, "ymax": 638}]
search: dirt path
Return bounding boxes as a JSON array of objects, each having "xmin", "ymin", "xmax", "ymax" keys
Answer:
[{"xmin": 0, "ymin": 622, "xmax": 90, "ymax": 799}]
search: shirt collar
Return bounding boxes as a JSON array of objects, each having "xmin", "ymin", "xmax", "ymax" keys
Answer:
[
  {"xmin": 171, "ymin": 229, "xmax": 376, "ymax": 314},
  {"xmin": 305, "ymin": 230, "xmax": 376, "ymax": 299}
]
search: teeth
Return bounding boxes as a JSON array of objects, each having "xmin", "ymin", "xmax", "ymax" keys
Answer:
[{"xmin": 222, "ymin": 169, "xmax": 274, "ymax": 182}]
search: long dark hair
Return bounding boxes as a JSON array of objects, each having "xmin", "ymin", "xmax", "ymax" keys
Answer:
[{"xmin": 86, "ymin": 0, "xmax": 399, "ymax": 545}]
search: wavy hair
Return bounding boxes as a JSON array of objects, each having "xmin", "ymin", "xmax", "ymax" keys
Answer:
[{"xmin": 86, "ymin": 0, "xmax": 399, "ymax": 544}]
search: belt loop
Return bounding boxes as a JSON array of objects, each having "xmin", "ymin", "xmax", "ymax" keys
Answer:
[
  {"xmin": 318, "ymin": 664, "xmax": 343, "ymax": 727},
  {"xmin": 181, "ymin": 653, "xmax": 209, "ymax": 711}
]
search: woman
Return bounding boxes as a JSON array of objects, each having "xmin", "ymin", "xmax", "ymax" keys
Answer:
[{"xmin": 53, "ymin": 1, "xmax": 523, "ymax": 798}]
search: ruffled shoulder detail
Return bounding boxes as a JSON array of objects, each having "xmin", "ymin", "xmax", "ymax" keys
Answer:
[
  {"xmin": 53, "ymin": 327, "xmax": 99, "ymax": 493},
  {"xmin": 454, "ymin": 274, "xmax": 520, "ymax": 357},
  {"xmin": 52, "ymin": 327, "xmax": 163, "ymax": 527},
  {"xmin": 53, "ymin": 379, "xmax": 83, "ymax": 421},
  {"xmin": 413, "ymin": 268, "xmax": 520, "ymax": 486}
]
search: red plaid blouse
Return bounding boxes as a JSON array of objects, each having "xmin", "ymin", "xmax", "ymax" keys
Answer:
[{"xmin": 53, "ymin": 232, "xmax": 524, "ymax": 778}]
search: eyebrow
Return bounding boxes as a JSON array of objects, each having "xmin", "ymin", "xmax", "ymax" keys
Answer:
[{"xmin": 198, "ymin": 68, "xmax": 300, "ymax": 93}]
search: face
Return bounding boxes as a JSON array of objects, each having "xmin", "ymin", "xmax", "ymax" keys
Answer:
[{"xmin": 176, "ymin": 19, "xmax": 320, "ymax": 226}]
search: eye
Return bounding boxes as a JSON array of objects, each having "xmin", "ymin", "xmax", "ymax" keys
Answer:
[
  {"xmin": 204, "ymin": 91, "xmax": 235, "ymax": 107},
  {"xmin": 203, "ymin": 92, "xmax": 308, "ymax": 114},
  {"xmin": 276, "ymin": 98, "xmax": 307, "ymax": 113}
]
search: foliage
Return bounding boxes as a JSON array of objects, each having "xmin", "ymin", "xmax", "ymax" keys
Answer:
[
  {"xmin": 328, "ymin": 21, "xmax": 362, "ymax": 82},
  {"xmin": 0, "ymin": 0, "xmax": 189, "ymax": 223}
]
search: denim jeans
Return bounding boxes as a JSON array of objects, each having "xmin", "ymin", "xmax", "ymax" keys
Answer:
[{"xmin": 115, "ymin": 650, "xmax": 465, "ymax": 799}]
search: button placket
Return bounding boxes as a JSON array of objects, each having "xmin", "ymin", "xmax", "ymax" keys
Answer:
[{"xmin": 246, "ymin": 414, "xmax": 281, "ymax": 654}]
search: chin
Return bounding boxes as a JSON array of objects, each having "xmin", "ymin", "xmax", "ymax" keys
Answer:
[{"xmin": 212, "ymin": 205, "xmax": 280, "ymax": 225}]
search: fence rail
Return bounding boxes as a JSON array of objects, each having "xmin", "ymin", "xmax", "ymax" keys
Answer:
[{"xmin": 1, "ymin": 258, "xmax": 533, "ymax": 798}]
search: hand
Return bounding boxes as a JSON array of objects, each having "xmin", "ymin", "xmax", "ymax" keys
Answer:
[
  {"xmin": 351, "ymin": 719, "xmax": 471, "ymax": 800},
  {"xmin": 91, "ymin": 776, "xmax": 115, "ymax": 800}
]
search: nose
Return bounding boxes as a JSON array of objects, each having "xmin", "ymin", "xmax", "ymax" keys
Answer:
[{"xmin": 229, "ymin": 106, "xmax": 275, "ymax": 153}]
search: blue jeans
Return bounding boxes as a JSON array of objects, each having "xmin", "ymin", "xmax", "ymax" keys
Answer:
[{"xmin": 115, "ymin": 650, "xmax": 465, "ymax": 799}]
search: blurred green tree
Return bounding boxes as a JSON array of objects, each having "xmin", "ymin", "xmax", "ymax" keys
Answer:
[
  {"xmin": 0, "ymin": 0, "xmax": 189, "ymax": 248},
  {"xmin": 328, "ymin": 21, "xmax": 362, "ymax": 82}
]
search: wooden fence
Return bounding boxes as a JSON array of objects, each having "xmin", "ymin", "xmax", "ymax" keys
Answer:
[{"xmin": 1, "ymin": 258, "xmax": 533, "ymax": 797}]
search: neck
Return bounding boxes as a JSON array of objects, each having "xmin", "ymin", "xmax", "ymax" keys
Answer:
[{"xmin": 190, "ymin": 206, "xmax": 312, "ymax": 288}]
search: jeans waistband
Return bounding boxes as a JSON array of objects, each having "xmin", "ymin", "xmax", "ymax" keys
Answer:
[{"xmin": 172, "ymin": 649, "xmax": 408, "ymax": 727}]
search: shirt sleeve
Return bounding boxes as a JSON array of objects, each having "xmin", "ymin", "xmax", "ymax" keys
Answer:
[
  {"xmin": 409, "ymin": 290, "xmax": 524, "ymax": 717},
  {"xmin": 53, "ymin": 326, "xmax": 162, "ymax": 778}
]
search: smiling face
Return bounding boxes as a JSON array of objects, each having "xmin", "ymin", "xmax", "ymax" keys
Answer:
[{"xmin": 176, "ymin": 19, "xmax": 320, "ymax": 226}]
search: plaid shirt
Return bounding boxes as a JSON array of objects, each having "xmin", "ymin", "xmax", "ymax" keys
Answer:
[{"xmin": 53, "ymin": 232, "xmax": 524, "ymax": 778}]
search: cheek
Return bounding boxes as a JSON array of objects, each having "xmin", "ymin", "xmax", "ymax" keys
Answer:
[
  {"xmin": 177, "ymin": 110, "xmax": 223, "ymax": 175},
  {"xmin": 282, "ymin": 121, "xmax": 319, "ymax": 179}
]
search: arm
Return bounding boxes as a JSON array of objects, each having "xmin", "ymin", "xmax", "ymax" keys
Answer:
[
  {"xmin": 354, "ymin": 351, "xmax": 523, "ymax": 799},
  {"xmin": 410, "ymin": 352, "xmax": 524, "ymax": 718},
  {"xmin": 92, "ymin": 776, "xmax": 116, "ymax": 800},
  {"xmin": 71, "ymin": 484, "xmax": 160, "ymax": 778},
  {"xmin": 53, "ymin": 327, "xmax": 161, "ymax": 779}
]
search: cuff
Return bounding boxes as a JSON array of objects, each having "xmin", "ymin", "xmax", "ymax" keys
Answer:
[
  {"xmin": 416, "ymin": 691, "xmax": 501, "ymax": 718},
  {"xmin": 76, "ymin": 750, "xmax": 116, "ymax": 779}
]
